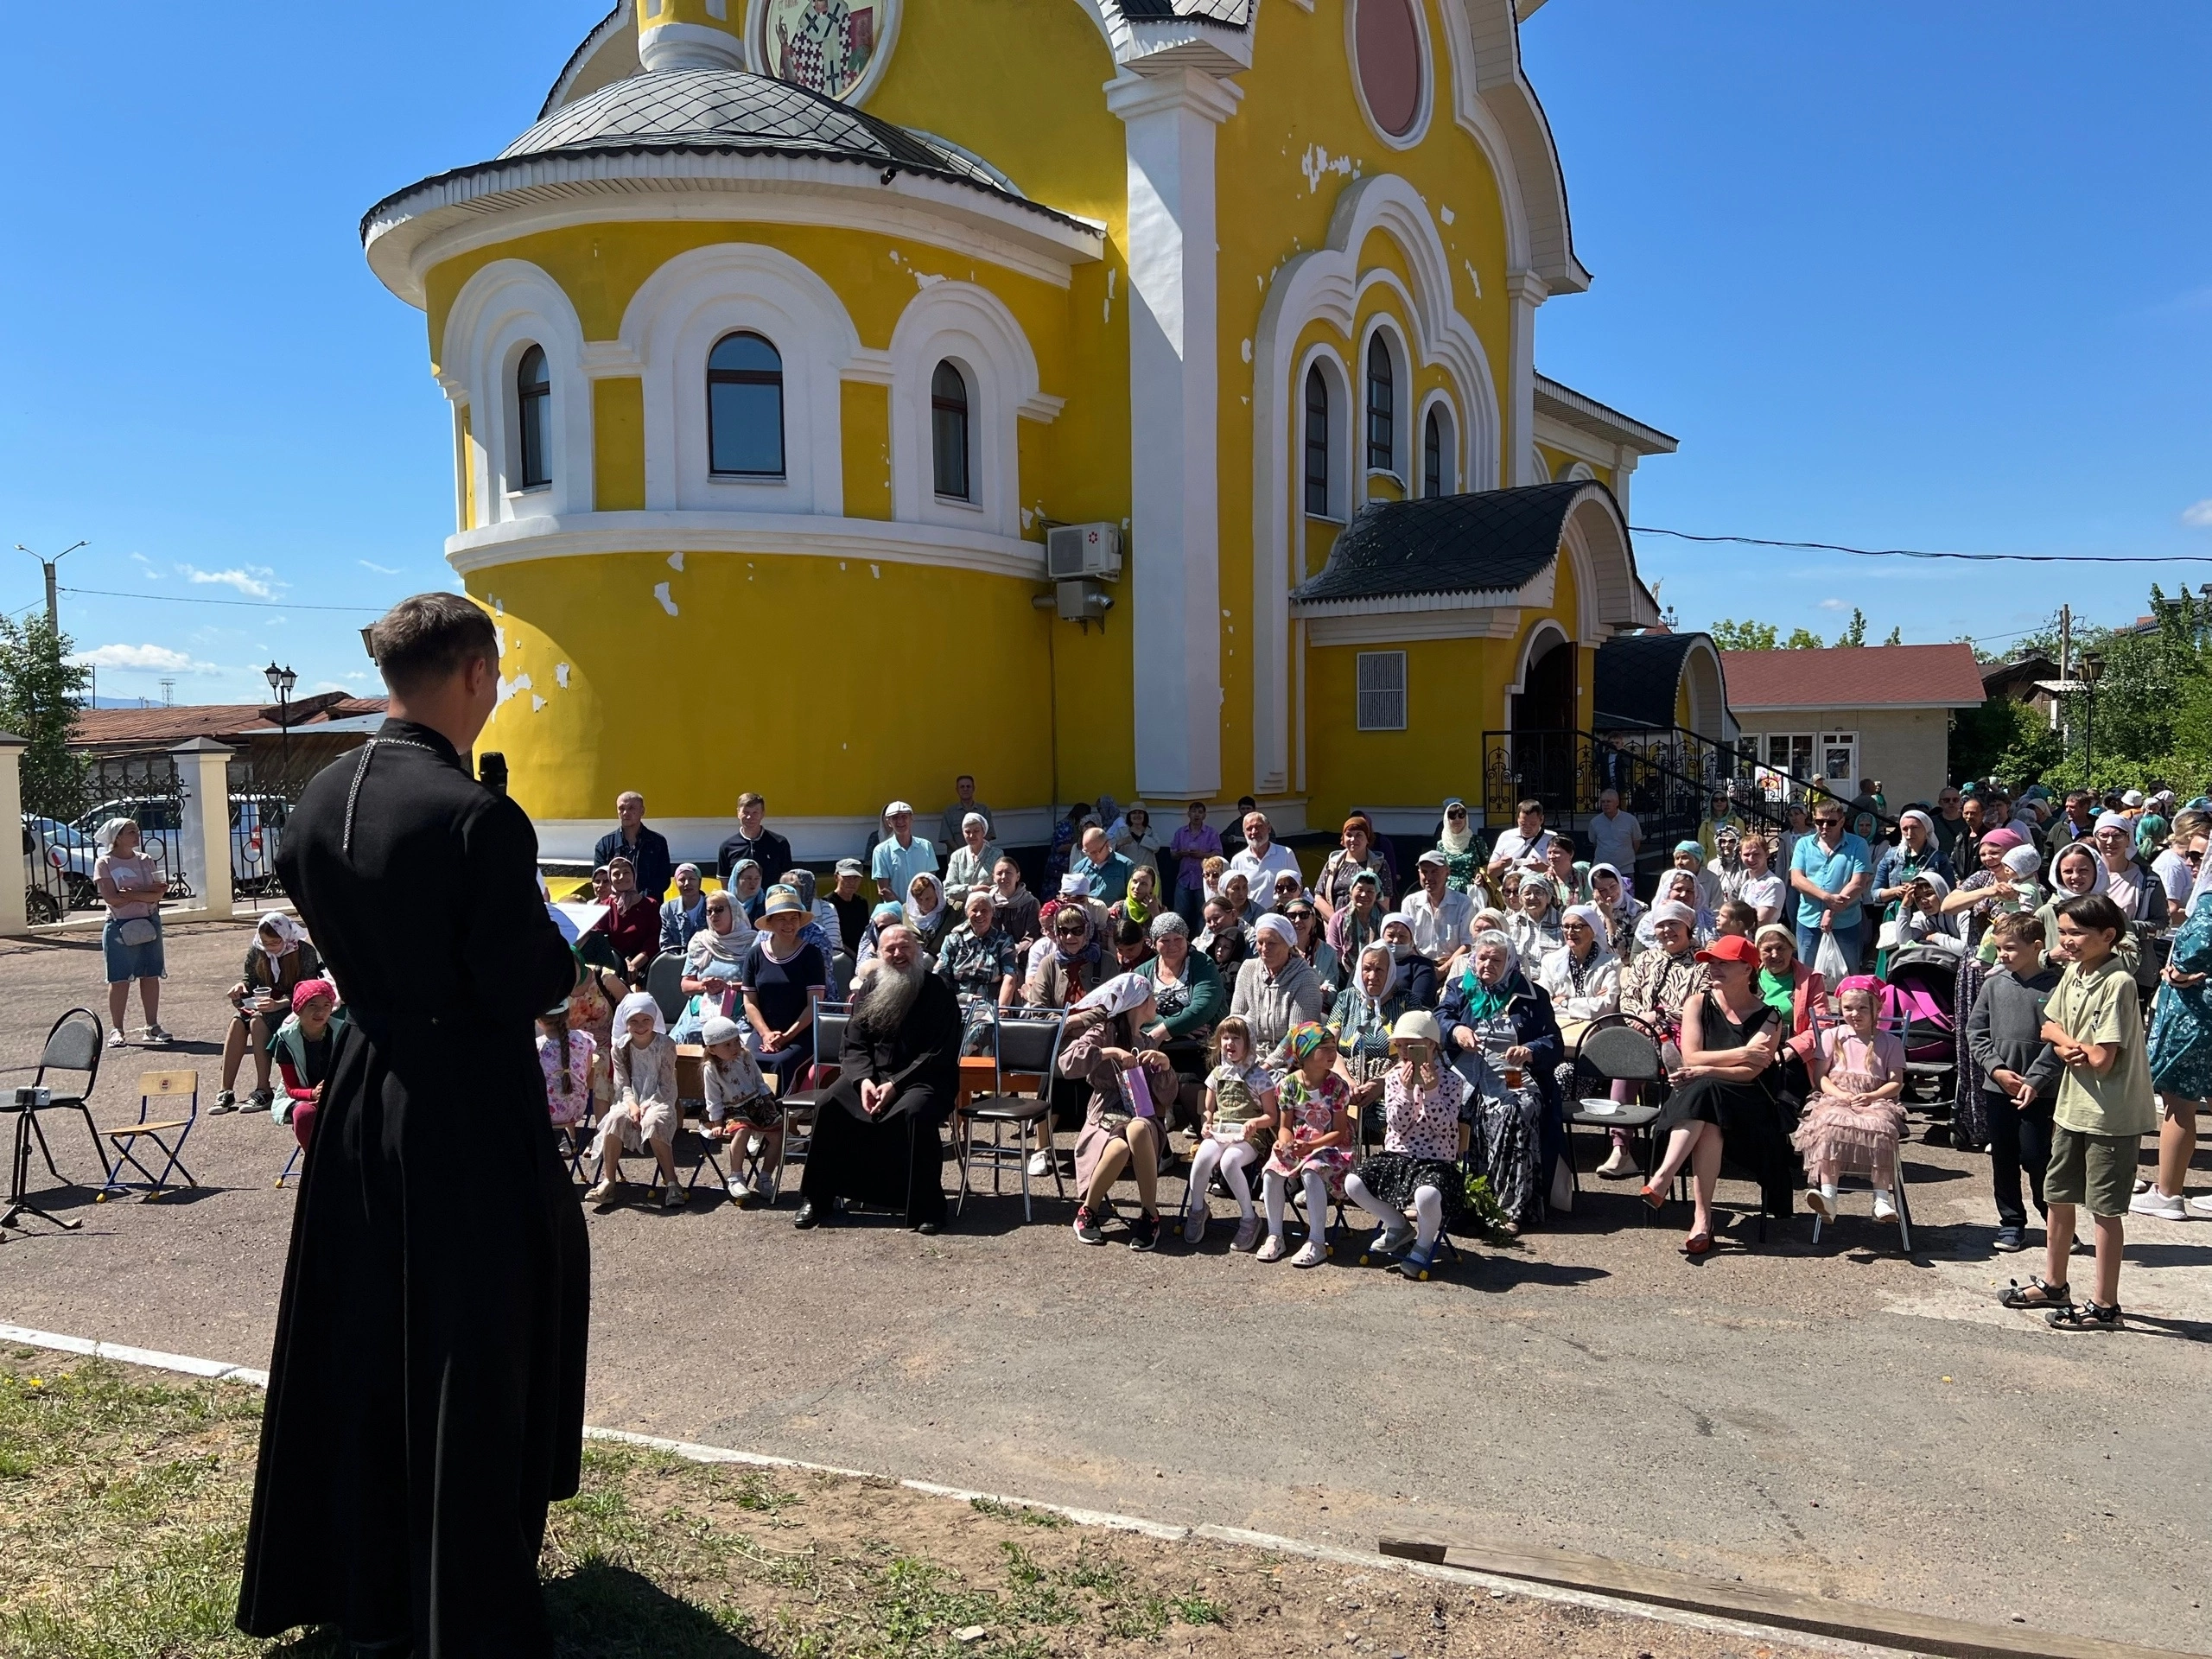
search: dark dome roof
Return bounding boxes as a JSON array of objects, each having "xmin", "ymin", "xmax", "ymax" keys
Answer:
[{"xmin": 500, "ymin": 69, "xmax": 1020, "ymax": 198}]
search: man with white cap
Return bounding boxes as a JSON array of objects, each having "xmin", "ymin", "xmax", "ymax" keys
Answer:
[
  {"xmin": 1402, "ymin": 849, "xmax": 1476, "ymax": 966},
  {"xmin": 1230, "ymin": 911, "xmax": 1327, "ymax": 1063},
  {"xmin": 870, "ymin": 800, "xmax": 938, "ymax": 905}
]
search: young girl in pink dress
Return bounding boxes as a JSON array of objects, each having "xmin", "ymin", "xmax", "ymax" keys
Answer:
[
  {"xmin": 1260, "ymin": 1022, "xmax": 1355, "ymax": 1268},
  {"xmin": 1794, "ymin": 976, "xmax": 1909, "ymax": 1223}
]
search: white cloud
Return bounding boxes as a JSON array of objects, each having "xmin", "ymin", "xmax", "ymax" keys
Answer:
[
  {"xmin": 359, "ymin": 559, "xmax": 402, "ymax": 575},
  {"xmin": 73, "ymin": 643, "xmax": 221, "ymax": 674},
  {"xmin": 1817, "ymin": 597, "xmax": 1850, "ymax": 611},
  {"xmin": 178, "ymin": 564, "xmax": 278, "ymax": 599},
  {"xmin": 2183, "ymin": 499, "xmax": 2212, "ymax": 528},
  {"xmin": 129, "ymin": 552, "xmax": 162, "ymax": 581}
]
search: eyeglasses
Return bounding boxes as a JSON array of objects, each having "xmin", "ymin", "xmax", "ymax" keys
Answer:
[
  {"xmin": 1446, "ymin": 809, "xmax": 1467, "ymax": 820},
  {"xmin": 1815, "ymin": 817, "xmax": 1843, "ymax": 828}
]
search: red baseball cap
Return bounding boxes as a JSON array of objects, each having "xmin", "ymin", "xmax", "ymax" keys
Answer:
[{"xmin": 1694, "ymin": 934, "xmax": 1759, "ymax": 967}]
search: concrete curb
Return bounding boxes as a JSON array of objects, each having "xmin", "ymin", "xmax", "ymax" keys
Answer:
[{"xmin": 0, "ymin": 1320, "xmax": 1891, "ymax": 1657}]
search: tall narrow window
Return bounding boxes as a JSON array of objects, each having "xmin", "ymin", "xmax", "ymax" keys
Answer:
[
  {"xmin": 1421, "ymin": 407, "xmax": 1443, "ymax": 498},
  {"xmin": 1304, "ymin": 365, "xmax": 1331, "ymax": 517},
  {"xmin": 931, "ymin": 359, "xmax": 970, "ymax": 500},
  {"xmin": 707, "ymin": 332, "xmax": 785, "ymax": 477},
  {"xmin": 1366, "ymin": 334, "xmax": 1395, "ymax": 474},
  {"xmin": 516, "ymin": 344, "xmax": 551, "ymax": 490}
]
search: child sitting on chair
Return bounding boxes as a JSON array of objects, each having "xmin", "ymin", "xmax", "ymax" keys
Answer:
[
  {"xmin": 1344, "ymin": 1010, "xmax": 1470, "ymax": 1278},
  {"xmin": 1260, "ymin": 1023, "xmax": 1355, "ymax": 1268},
  {"xmin": 586, "ymin": 992, "xmax": 685, "ymax": 1211},
  {"xmin": 537, "ymin": 1007, "xmax": 599, "ymax": 1132},
  {"xmin": 1184, "ymin": 1015, "xmax": 1278, "ymax": 1250},
  {"xmin": 270, "ymin": 977, "xmax": 342, "ymax": 1152},
  {"xmin": 700, "ymin": 1014, "xmax": 779, "ymax": 1207},
  {"xmin": 1794, "ymin": 976, "xmax": 1908, "ymax": 1223}
]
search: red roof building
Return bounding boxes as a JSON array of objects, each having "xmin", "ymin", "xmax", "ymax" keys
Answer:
[{"xmin": 1717, "ymin": 643, "xmax": 1986, "ymax": 810}]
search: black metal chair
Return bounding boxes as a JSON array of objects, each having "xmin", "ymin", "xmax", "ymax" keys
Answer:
[
  {"xmin": 645, "ymin": 952, "xmax": 689, "ymax": 1026},
  {"xmin": 3, "ymin": 1007, "xmax": 109, "ymax": 1233},
  {"xmin": 1563, "ymin": 1014, "xmax": 1667, "ymax": 1208},
  {"xmin": 957, "ymin": 1007, "xmax": 1067, "ymax": 1221},
  {"xmin": 769, "ymin": 1004, "xmax": 849, "ymax": 1199}
]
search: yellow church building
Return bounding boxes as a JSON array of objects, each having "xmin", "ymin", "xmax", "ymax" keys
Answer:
[{"xmin": 362, "ymin": 0, "xmax": 1684, "ymax": 860}]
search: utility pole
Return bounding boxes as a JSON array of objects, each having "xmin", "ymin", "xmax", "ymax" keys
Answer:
[
  {"xmin": 15, "ymin": 540, "xmax": 87, "ymax": 631},
  {"xmin": 2057, "ymin": 603, "xmax": 2072, "ymax": 747}
]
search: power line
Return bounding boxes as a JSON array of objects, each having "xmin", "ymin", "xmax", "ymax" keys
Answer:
[
  {"xmin": 1631, "ymin": 527, "xmax": 2212, "ymax": 566},
  {"xmin": 56, "ymin": 585, "xmax": 385, "ymax": 614}
]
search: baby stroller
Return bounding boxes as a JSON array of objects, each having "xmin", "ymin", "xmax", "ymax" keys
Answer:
[{"xmin": 1878, "ymin": 944, "xmax": 1958, "ymax": 1102}]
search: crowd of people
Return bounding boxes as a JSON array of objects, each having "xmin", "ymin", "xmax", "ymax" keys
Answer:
[{"xmin": 101, "ymin": 759, "xmax": 2209, "ymax": 1314}]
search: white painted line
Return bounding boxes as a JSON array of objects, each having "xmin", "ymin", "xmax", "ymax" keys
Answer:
[
  {"xmin": 0, "ymin": 1322, "xmax": 1890, "ymax": 1658},
  {"xmin": 0, "ymin": 1322, "xmax": 270, "ymax": 1387}
]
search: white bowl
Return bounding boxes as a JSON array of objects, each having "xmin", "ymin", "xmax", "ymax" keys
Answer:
[{"xmin": 1580, "ymin": 1097, "xmax": 1620, "ymax": 1116}]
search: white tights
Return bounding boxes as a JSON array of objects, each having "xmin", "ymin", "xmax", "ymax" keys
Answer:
[
  {"xmin": 1344, "ymin": 1173, "xmax": 1444, "ymax": 1249},
  {"xmin": 1187, "ymin": 1136, "xmax": 1261, "ymax": 1217},
  {"xmin": 1264, "ymin": 1166, "xmax": 1332, "ymax": 1241}
]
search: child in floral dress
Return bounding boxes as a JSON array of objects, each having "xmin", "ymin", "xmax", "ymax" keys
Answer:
[
  {"xmin": 1260, "ymin": 1023, "xmax": 1355, "ymax": 1268},
  {"xmin": 1345, "ymin": 1010, "xmax": 1470, "ymax": 1276},
  {"xmin": 537, "ymin": 1009, "xmax": 599, "ymax": 1132},
  {"xmin": 1794, "ymin": 977, "xmax": 1909, "ymax": 1222},
  {"xmin": 1184, "ymin": 1016, "xmax": 1278, "ymax": 1250}
]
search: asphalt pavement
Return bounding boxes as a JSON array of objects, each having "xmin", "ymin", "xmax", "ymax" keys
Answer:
[{"xmin": 3, "ymin": 919, "xmax": 2206, "ymax": 1653}]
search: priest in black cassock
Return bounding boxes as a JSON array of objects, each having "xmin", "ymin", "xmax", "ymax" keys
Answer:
[
  {"xmin": 796, "ymin": 923, "xmax": 961, "ymax": 1233},
  {"xmin": 237, "ymin": 594, "xmax": 586, "ymax": 1658}
]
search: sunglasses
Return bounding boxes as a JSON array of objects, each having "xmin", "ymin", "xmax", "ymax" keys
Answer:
[{"xmin": 1446, "ymin": 809, "xmax": 1467, "ymax": 819}]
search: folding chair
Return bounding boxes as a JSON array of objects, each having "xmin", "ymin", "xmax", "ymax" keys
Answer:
[
  {"xmin": 770, "ymin": 1004, "xmax": 849, "ymax": 1199},
  {"xmin": 957, "ymin": 1007, "xmax": 1067, "ymax": 1222},
  {"xmin": 276, "ymin": 1143, "xmax": 302, "ymax": 1189},
  {"xmin": 3, "ymin": 1007, "xmax": 109, "ymax": 1233},
  {"xmin": 1563, "ymin": 1016, "xmax": 1667, "ymax": 1207},
  {"xmin": 645, "ymin": 952, "xmax": 689, "ymax": 1026},
  {"xmin": 99, "ymin": 1070, "xmax": 200, "ymax": 1202}
]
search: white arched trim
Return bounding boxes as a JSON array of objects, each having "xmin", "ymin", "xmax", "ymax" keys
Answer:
[
  {"xmin": 1357, "ymin": 305, "xmax": 1414, "ymax": 494},
  {"xmin": 1558, "ymin": 457, "xmax": 1597, "ymax": 482},
  {"xmin": 1681, "ymin": 635, "xmax": 1729, "ymax": 742},
  {"xmin": 1503, "ymin": 617, "xmax": 1573, "ymax": 733},
  {"xmin": 612, "ymin": 243, "xmax": 863, "ymax": 517},
  {"xmin": 1251, "ymin": 171, "xmax": 1503, "ymax": 792},
  {"xmin": 1560, "ymin": 486, "xmax": 1652, "ymax": 633},
  {"xmin": 440, "ymin": 260, "xmax": 594, "ymax": 525},
  {"xmin": 886, "ymin": 281, "xmax": 1057, "ymax": 539},
  {"xmin": 1416, "ymin": 389, "xmax": 1459, "ymax": 496}
]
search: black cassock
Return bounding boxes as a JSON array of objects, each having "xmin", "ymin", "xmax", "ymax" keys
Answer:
[
  {"xmin": 237, "ymin": 720, "xmax": 587, "ymax": 1655},
  {"xmin": 801, "ymin": 973, "xmax": 961, "ymax": 1226}
]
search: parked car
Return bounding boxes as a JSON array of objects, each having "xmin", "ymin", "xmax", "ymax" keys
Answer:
[
  {"xmin": 22, "ymin": 822, "xmax": 66, "ymax": 925},
  {"xmin": 67, "ymin": 794, "xmax": 289, "ymax": 900},
  {"xmin": 26, "ymin": 814, "xmax": 99, "ymax": 909}
]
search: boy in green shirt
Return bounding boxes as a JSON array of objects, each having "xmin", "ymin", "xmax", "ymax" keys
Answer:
[{"xmin": 2001, "ymin": 893, "xmax": 2156, "ymax": 1329}]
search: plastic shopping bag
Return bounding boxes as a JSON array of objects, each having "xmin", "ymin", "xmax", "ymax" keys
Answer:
[{"xmin": 1815, "ymin": 927, "xmax": 1850, "ymax": 984}]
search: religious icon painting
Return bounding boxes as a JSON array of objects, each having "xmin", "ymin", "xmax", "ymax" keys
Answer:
[{"xmin": 753, "ymin": 0, "xmax": 899, "ymax": 106}]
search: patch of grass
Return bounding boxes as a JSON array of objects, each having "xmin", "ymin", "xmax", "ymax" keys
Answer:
[
  {"xmin": 1172, "ymin": 1587, "xmax": 1229, "ymax": 1626},
  {"xmin": 1064, "ymin": 1541, "xmax": 1128, "ymax": 1594},
  {"xmin": 967, "ymin": 1496, "xmax": 1068, "ymax": 1529}
]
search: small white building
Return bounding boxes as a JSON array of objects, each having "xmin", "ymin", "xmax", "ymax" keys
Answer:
[{"xmin": 1718, "ymin": 644, "xmax": 1988, "ymax": 810}]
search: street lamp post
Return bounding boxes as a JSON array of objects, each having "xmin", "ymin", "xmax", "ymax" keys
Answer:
[
  {"xmin": 2081, "ymin": 650, "xmax": 2105, "ymax": 797},
  {"xmin": 264, "ymin": 662, "xmax": 298, "ymax": 797}
]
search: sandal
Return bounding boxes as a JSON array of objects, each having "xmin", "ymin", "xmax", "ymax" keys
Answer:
[
  {"xmin": 2047, "ymin": 1300, "xmax": 2122, "ymax": 1331},
  {"xmin": 1999, "ymin": 1275, "xmax": 2071, "ymax": 1311},
  {"xmin": 1680, "ymin": 1231, "xmax": 1713, "ymax": 1256}
]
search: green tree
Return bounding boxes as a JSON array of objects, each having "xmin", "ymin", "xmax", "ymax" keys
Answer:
[
  {"xmin": 1883, "ymin": 626, "xmax": 1903, "ymax": 645},
  {"xmin": 1951, "ymin": 692, "xmax": 2062, "ymax": 787},
  {"xmin": 1834, "ymin": 607, "xmax": 1868, "ymax": 647},
  {"xmin": 0, "ymin": 613, "xmax": 89, "ymax": 815},
  {"xmin": 1708, "ymin": 618, "xmax": 1777, "ymax": 651},
  {"xmin": 1783, "ymin": 627, "xmax": 1826, "ymax": 649}
]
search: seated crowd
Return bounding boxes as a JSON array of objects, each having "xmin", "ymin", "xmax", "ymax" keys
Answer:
[{"xmin": 256, "ymin": 772, "xmax": 2205, "ymax": 1317}]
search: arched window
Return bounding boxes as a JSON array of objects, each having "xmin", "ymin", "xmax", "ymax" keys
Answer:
[
  {"xmin": 707, "ymin": 332, "xmax": 785, "ymax": 477},
  {"xmin": 1365, "ymin": 334, "xmax": 1395, "ymax": 474},
  {"xmin": 515, "ymin": 344, "xmax": 551, "ymax": 491},
  {"xmin": 931, "ymin": 359, "xmax": 971, "ymax": 500},
  {"xmin": 1304, "ymin": 365, "xmax": 1332, "ymax": 517},
  {"xmin": 1422, "ymin": 405, "xmax": 1449, "ymax": 499}
]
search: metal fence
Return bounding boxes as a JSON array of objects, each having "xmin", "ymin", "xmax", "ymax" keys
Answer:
[
  {"xmin": 226, "ymin": 746, "xmax": 295, "ymax": 902},
  {"xmin": 22, "ymin": 752, "xmax": 190, "ymax": 925}
]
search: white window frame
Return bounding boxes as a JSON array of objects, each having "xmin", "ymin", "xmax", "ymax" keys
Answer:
[
  {"xmin": 1820, "ymin": 730, "xmax": 1859, "ymax": 789},
  {"xmin": 1356, "ymin": 650, "xmax": 1408, "ymax": 731}
]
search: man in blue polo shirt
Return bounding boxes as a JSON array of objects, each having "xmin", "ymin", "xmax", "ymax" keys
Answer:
[
  {"xmin": 1071, "ymin": 824, "xmax": 1135, "ymax": 907},
  {"xmin": 1789, "ymin": 800, "xmax": 1873, "ymax": 969}
]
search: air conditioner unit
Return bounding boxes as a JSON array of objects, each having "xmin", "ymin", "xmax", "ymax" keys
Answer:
[{"xmin": 1046, "ymin": 522, "xmax": 1122, "ymax": 582}]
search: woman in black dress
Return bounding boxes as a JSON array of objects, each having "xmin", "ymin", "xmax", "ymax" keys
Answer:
[{"xmin": 1640, "ymin": 932, "xmax": 1790, "ymax": 1255}]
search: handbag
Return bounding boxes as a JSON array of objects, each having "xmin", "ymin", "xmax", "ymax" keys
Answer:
[{"xmin": 118, "ymin": 917, "xmax": 159, "ymax": 949}]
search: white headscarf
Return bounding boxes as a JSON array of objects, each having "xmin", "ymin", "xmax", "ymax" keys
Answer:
[
  {"xmin": 2049, "ymin": 842, "xmax": 2109, "ymax": 899},
  {"xmin": 1438, "ymin": 798, "xmax": 1475, "ymax": 855},
  {"xmin": 1076, "ymin": 971, "xmax": 1152, "ymax": 1018},
  {"xmin": 257, "ymin": 911, "xmax": 306, "ymax": 961},
  {"xmin": 906, "ymin": 873, "xmax": 947, "ymax": 931},
  {"xmin": 613, "ymin": 991, "xmax": 666, "ymax": 1046},
  {"xmin": 1355, "ymin": 939, "xmax": 1399, "ymax": 1000},
  {"xmin": 1252, "ymin": 912, "xmax": 1297, "ymax": 949}
]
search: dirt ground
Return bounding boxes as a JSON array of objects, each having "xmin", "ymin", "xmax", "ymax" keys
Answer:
[
  {"xmin": 2, "ymin": 920, "xmax": 2208, "ymax": 1653},
  {"xmin": 2, "ymin": 1349, "xmax": 1847, "ymax": 1659}
]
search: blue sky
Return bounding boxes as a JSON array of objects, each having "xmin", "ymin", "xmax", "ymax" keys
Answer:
[{"xmin": 0, "ymin": 3, "xmax": 2206, "ymax": 706}]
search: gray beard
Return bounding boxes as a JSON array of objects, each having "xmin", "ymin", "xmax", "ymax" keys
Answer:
[{"xmin": 853, "ymin": 958, "xmax": 925, "ymax": 1043}]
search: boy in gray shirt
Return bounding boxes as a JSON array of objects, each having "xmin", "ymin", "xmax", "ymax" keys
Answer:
[{"xmin": 1963, "ymin": 911, "xmax": 2061, "ymax": 1253}]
